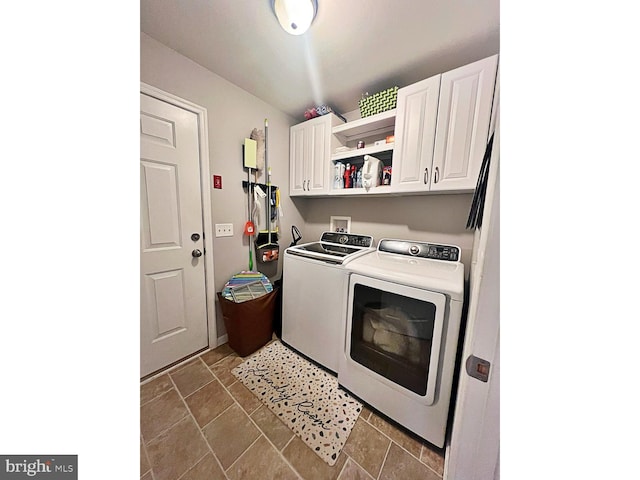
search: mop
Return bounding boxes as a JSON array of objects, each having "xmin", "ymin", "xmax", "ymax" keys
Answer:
[{"xmin": 243, "ymin": 137, "xmax": 257, "ymax": 270}]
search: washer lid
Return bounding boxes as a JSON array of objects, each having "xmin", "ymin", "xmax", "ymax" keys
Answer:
[
  {"xmin": 286, "ymin": 241, "xmax": 373, "ymax": 264},
  {"xmin": 346, "ymin": 251, "xmax": 464, "ymax": 300},
  {"xmin": 285, "ymin": 232, "xmax": 375, "ymax": 264}
]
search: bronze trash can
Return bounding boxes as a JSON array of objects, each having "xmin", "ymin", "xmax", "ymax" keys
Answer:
[{"xmin": 216, "ymin": 288, "xmax": 278, "ymax": 357}]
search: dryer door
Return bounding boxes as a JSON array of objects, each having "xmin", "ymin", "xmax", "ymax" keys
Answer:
[{"xmin": 345, "ymin": 274, "xmax": 446, "ymax": 405}]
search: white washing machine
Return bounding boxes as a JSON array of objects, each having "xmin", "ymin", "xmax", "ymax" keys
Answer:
[
  {"xmin": 281, "ymin": 232, "xmax": 374, "ymax": 373},
  {"xmin": 338, "ymin": 238, "xmax": 464, "ymax": 447}
]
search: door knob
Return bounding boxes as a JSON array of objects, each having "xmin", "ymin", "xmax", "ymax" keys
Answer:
[
  {"xmin": 192, "ymin": 249, "xmax": 202, "ymax": 258},
  {"xmin": 191, "ymin": 233, "xmax": 201, "ymax": 241}
]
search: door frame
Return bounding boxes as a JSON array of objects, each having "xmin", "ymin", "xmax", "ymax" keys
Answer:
[
  {"xmin": 141, "ymin": 82, "xmax": 218, "ymax": 351},
  {"xmin": 444, "ymin": 86, "xmax": 500, "ymax": 479}
]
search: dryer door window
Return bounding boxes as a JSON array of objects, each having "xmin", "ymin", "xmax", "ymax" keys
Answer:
[{"xmin": 347, "ymin": 275, "xmax": 446, "ymax": 402}]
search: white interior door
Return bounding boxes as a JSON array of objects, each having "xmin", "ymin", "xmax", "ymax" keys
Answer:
[{"xmin": 140, "ymin": 93, "xmax": 209, "ymax": 377}]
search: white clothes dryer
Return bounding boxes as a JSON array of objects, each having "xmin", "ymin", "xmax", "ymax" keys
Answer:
[{"xmin": 338, "ymin": 238, "xmax": 464, "ymax": 447}]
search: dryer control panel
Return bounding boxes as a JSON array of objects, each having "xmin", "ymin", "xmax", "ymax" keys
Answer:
[
  {"xmin": 320, "ymin": 231, "xmax": 373, "ymax": 248},
  {"xmin": 378, "ymin": 239, "xmax": 460, "ymax": 262}
]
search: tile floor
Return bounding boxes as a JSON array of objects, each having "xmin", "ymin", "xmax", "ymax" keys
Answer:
[{"xmin": 140, "ymin": 341, "xmax": 445, "ymax": 480}]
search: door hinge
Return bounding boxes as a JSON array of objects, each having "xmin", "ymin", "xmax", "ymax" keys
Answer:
[{"xmin": 466, "ymin": 354, "xmax": 491, "ymax": 382}]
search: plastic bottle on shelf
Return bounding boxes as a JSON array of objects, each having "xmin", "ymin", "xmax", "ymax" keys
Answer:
[
  {"xmin": 344, "ymin": 163, "xmax": 352, "ymax": 188},
  {"xmin": 334, "ymin": 163, "xmax": 344, "ymax": 189}
]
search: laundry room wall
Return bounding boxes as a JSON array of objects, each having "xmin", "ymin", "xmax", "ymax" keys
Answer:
[
  {"xmin": 141, "ymin": 33, "xmax": 305, "ymax": 339},
  {"xmin": 293, "ymin": 193, "xmax": 476, "ymax": 273}
]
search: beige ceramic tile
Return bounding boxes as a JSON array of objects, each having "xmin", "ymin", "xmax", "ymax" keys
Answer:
[
  {"xmin": 283, "ymin": 435, "xmax": 346, "ymax": 480},
  {"xmin": 146, "ymin": 416, "xmax": 210, "ymax": 480},
  {"xmin": 358, "ymin": 405, "xmax": 373, "ymax": 421},
  {"xmin": 250, "ymin": 405, "xmax": 294, "ymax": 450},
  {"xmin": 140, "ymin": 389, "xmax": 189, "ymax": 442},
  {"xmin": 227, "ymin": 436, "xmax": 298, "ymax": 480},
  {"xmin": 180, "ymin": 453, "xmax": 226, "ymax": 480},
  {"xmin": 169, "ymin": 358, "xmax": 214, "ymax": 397},
  {"xmin": 420, "ymin": 444, "xmax": 445, "ymax": 476},
  {"xmin": 140, "ymin": 436, "xmax": 150, "ymax": 476},
  {"xmin": 209, "ymin": 355, "xmax": 244, "ymax": 386},
  {"xmin": 367, "ymin": 413, "xmax": 423, "ymax": 458},
  {"xmin": 140, "ymin": 374, "xmax": 173, "ymax": 405},
  {"xmin": 200, "ymin": 343, "xmax": 234, "ymax": 367},
  {"xmin": 337, "ymin": 458, "xmax": 375, "ymax": 480},
  {"xmin": 228, "ymin": 381, "xmax": 263, "ymax": 415},
  {"xmin": 184, "ymin": 378, "xmax": 234, "ymax": 428},
  {"xmin": 201, "ymin": 403, "xmax": 261, "ymax": 470},
  {"xmin": 378, "ymin": 443, "xmax": 441, "ymax": 480},
  {"xmin": 342, "ymin": 418, "xmax": 390, "ymax": 478}
]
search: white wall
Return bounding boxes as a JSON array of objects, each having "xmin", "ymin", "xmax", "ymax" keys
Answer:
[
  {"xmin": 294, "ymin": 193, "xmax": 475, "ymax": 269},
  {"xmin": 141, "ymin": 33, "xmax": 305, "ymax": 337}
]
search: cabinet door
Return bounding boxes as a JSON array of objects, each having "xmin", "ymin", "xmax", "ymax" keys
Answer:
[
  {"xmin": 307, "ymin": 119, "xmax": 330, "ymax": 194},
  {"xmin": 289, "ymin": 123, "xmax": 307, "ymax": 196},
  {"xmin": 289, "ymin": 114, "xmax": 334, "ymax": 196},
  {"xmin": 391, "ymin": 75, "xmax": 441, "ymax": 192},
  {"xmin": 431, "ymin": 55, "xmax": 498, "ymax": 192}
]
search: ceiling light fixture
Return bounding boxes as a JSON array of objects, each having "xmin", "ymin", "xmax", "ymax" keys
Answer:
[{"xmin": 272, "ymin": 0, "xmax": 318, "ymax": 35}]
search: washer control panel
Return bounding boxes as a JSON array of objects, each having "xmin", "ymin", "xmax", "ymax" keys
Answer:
[
  {"xmin": 378, "ymin": 239, "xmax": 460, "ymax": 262},
  {"xmin": 320, "ymin": 231, "xmax": 374, "ymax": 248}
]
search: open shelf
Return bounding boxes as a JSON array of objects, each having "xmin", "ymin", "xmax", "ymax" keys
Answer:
[
  {"xmin": 331, "ymin": 142, "xmax": 394, "ymax": 161},
  {"xmin": 329, "ymin": 185, "xmax": 393, "ymax": 196},
  {"xmin": 332, "ymin": 109, "xmax": 396, "ymax": 142}
]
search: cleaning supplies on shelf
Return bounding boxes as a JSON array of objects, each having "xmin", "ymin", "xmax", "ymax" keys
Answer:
[
  {"xmin": 334, "ymin": 163, "xmax": 346, "ymax": 189},
  {"xmin": 362, "ymin": 155, "xmax": 383, "ymax": 190}
]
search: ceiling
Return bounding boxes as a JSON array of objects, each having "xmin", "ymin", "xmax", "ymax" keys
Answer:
[{"xmin": 141, "ymin": 0, "xmax": 500, "ymax": 120}]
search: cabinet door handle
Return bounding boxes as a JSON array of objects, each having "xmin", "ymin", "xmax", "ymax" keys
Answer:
[
  {"xmin": 305, "ymin": 180, "xmax": 308, "ymax": 191},
  {"xmin": 434, "ymin": 166, "xmax": 440, "ymax": 184},
  {"xmin": 424, "ymin": 168, "xmax": 429, "ymax": 184}
]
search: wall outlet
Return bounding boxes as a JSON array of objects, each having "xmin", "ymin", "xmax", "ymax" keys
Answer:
[{"xmin": 215, "ymin": 223, "xmax": 233, "ymax": 237}]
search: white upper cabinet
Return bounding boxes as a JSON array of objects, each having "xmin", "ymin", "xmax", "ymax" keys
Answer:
[
  {"xmin": 391, "ymin": 74, "xmax": 441, "ymax": 192},
  {"xmin": 288, "ymin": 55, "xmax": 499, "ymax": 197},
  {"xmin": 391, "ymin": 54, "xmax": 498, "ymax": 194},
  {"xmin": 289, "ymin": 113, "xmax": 341, "ymax": 196},
  {"xmin": 431, "ymin": 54, "xmax": 498, "ymax": 192}
]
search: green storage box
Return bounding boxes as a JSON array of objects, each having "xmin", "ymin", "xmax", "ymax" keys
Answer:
[{"xmin": 359, "ymin": 86, "xmax": 399, "ymax": 118}]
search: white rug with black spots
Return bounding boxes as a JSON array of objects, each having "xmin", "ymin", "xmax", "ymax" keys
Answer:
[{"xmin": 231, "ymin": 340, "xmax": 362, "ymax": 466}]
